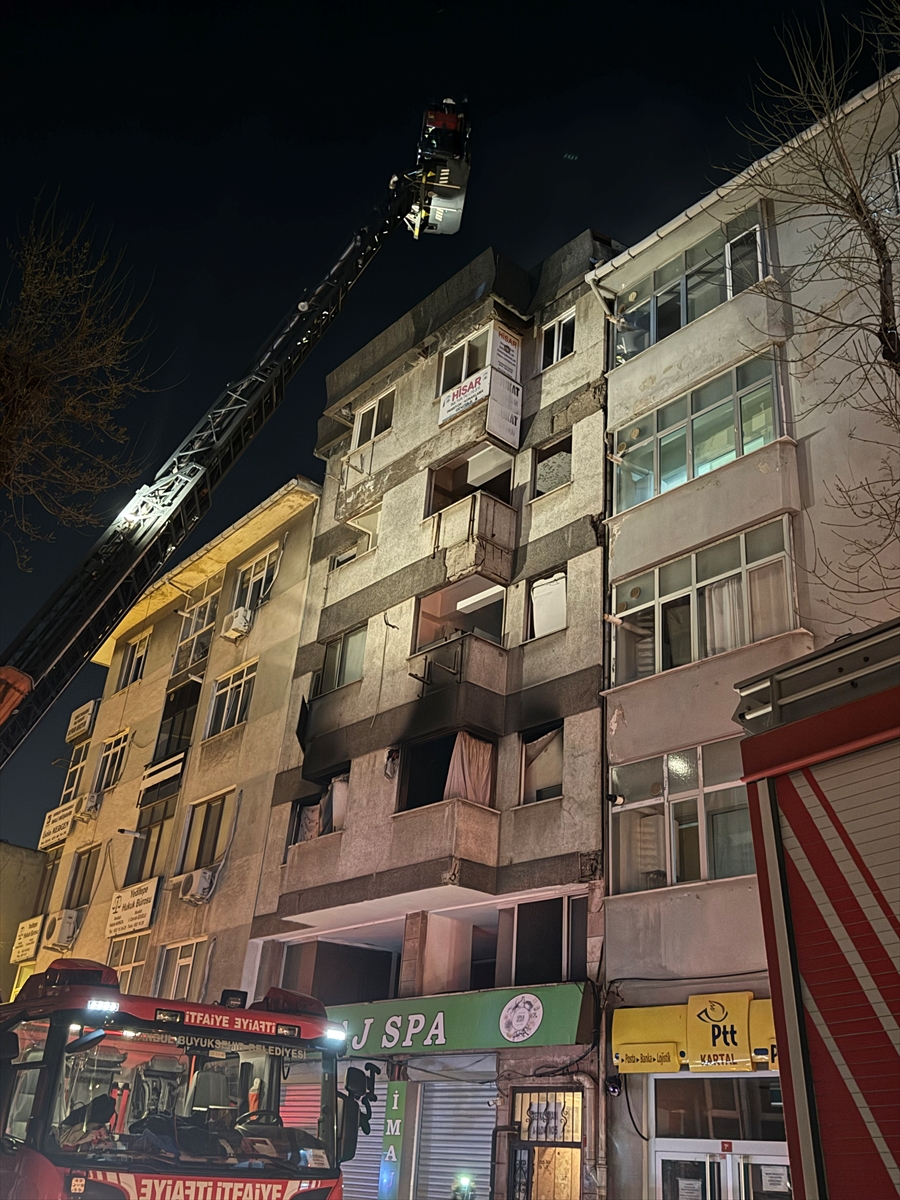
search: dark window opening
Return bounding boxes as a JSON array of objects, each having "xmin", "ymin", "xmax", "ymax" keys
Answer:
[
  {"xmin": 400, "ymin": 733, "xmax": 458, "ymax": 810},
  {"xmin": 283, "ymin": 941, "xmax": 396, "ymax": 1006},
  {"xmin": 125, "ymin": 795, "xmax": 177, "ymax": 887},
  {"xmin": 470, "ymin": 925, "xmax": 498, "ymax": 990},
  {"xmin": 66, "ymin": 845, "xmax": 101, "ymax": 909},
  {"xmin": 429, "ymin": 445, "xmax": 512, "ymax": 516},
  {"xmin": 515, "ymin": 898, "xmax": 563, "ymax": 985},
  {"xmin": 655, "ymin": 1077, "xmax": 786, "ymax": 1142},
  {"xmin": 35, "ymin": 847, "xmax": 62, "ymax": 914},
  {"xmin": 522, "ymin": 723, "xmax": 564, "ymax": 804},
  {"xmin": 568, "ymin": 895, "xmax": 588, "ymax": 982},
  {"xmin": 154, "ymin": 681, "xmax": 201, "ymax": 762}
]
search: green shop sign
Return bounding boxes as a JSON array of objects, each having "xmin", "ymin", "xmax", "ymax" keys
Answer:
[{"xmin": 328, "ymin": 982, "xmax": 589, "ymax": 1056}]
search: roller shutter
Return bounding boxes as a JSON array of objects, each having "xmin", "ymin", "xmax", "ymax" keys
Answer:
[
  {"xmin": 414, "ymin": 1082, "xmax": 497, "ymax": 1200},
  {"xmin": 342, "ymin": 1089, "xmax": 386, "ymax": 1200},
  {"xmin": 280, "ymin": 1082, "xmax": 321, "ymax": 1130}
]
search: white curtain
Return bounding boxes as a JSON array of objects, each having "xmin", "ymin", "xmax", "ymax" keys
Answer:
[
  {"xmin": 704, "ymin": 575, "xmax": 744, "ymax": 656},
  {"xmin": 748, "ymin": 560, "xmax": 789, "ymax": 641},
  {"xmin": 443, "ymin": 732, "xmax": 493, "ymax": 806},
  {"xmin": 531, "ymin": 572, "xmax": 567, "ymax": 638}
]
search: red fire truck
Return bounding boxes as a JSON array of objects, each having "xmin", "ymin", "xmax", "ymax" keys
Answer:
[
  {"xmin": 735, "ymin": 618, "xmax": 900, "ymax": 1200},
  {"xmin": 0, "ymin": 959, "xmax": 374, "ymax": 1200}
]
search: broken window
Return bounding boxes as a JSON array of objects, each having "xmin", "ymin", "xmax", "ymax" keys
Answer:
[
  {"xmin": 154, "ymin": 680, "xmax": 201, "ymax": 762},
  {"xmin": 352, "ymin": 390, "xmax": 394, "ymax": 448},
  {"xmin": 522, "ymin": 723, "xmax": 564, "ymax": 804},
  {"xmin": 400, "ymin": 731, "xmax": 493, "ymax": 811},
  {"xmin": 528, "ymin": 571, "xmax": 567, "ymax": 639},
  {"xmin": 428, "ymin": 443, "xmax": 512, "ymax": 516},
  {"xmin": 440, "ymin": 329, "xmax": 489, "ymax": 392},
  {"xmin": 416, "ymin": 576, "xmax": 505, "ymax": 651},
  {"xmin": 534, "ymin": 436, "xmax": 572, "ymax": 498}
]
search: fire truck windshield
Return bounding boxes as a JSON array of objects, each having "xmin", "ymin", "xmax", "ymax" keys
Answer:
[{"xmin": 5, "ymin": 1015, "xmax": 338, "ymax": 1180}]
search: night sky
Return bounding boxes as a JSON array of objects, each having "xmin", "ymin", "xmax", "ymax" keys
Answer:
[{"xmin": 1, "ymin": 0, "xmax": 868, "ymax": 847}]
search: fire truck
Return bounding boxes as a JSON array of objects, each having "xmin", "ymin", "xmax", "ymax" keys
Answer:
[{"xmin": 0, "ymin": 958, "xmax": 377, "ymax": 1200}]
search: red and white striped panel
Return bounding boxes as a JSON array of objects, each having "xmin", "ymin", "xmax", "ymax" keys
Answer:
[
  {"xmin": 281, "ymin": 1082, "xmax": 323, "ymax": 1133},
  {"xmin": 776, "ymin": 740, "xmax": 900, "ymax": 1198}
]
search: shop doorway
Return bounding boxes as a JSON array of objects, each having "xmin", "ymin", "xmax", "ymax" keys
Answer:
[
  {"xmin": 656, "ymin": 1149, "xmax": 791, "ymax": 1199},
  {"xmin": 508, "ymin": 1088, "xmax": 583, "ymax": 1200}
]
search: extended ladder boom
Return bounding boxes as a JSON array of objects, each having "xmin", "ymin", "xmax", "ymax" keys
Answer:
[{"xmin": 0, "ymin": 101, "xmax": 471, "ymax": 766}]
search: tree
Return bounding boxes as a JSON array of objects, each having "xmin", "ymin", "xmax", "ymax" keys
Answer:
[
  {"xmin": 0, "ymin": 203, "xmax": 147, "ymax": 568},
  {"xmin": 742, "ymin": 7, "xmax": 900, "ymax": 620}
]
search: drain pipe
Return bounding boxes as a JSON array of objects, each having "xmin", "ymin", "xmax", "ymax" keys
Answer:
[
  {"xmin": 489, "ymin": 1124, "xmax": 518, "ymax": 1199},
  {"xmin": 570, "ymin": 1071, "xmax": 601, "ymax": 1196}
]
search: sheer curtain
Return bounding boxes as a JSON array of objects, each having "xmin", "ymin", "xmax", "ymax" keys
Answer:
[
  {"xmin": 703, "ymin": 576, "xmax": 744, "ymax": 656},
  {"xmin": 443, "ymin": 732, "xmax": 493, "ymax": 806}
]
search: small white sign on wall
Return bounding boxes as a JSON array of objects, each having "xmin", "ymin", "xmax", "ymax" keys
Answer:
[
  {"xmin": 438, "ymin": 367, "xmax": 492, "ymax": 426},
  {"xmin": 490, "ymin": 324, "xmax": 521, "ymax": 381},
  {"xmin": 38, "ymin": 799, "xmax": 79, "ymax": 850},
  {"xmin": 11, "ymin": 915, "xmax": 45, "ymax": 963},
  {"xmin": 105, "ymin": 876, "xmax": 160, "ymax": 938}
]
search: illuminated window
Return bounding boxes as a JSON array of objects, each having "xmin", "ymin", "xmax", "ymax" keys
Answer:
[{"xmin": 415, "ymin": 577, "xmax": 504, "ymax": 652}]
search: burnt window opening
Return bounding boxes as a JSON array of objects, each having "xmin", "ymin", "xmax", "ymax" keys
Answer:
[
  {"xmin": 522, "ymin": 722, "xmax": 564, "ymax": 804},
  {"xmin": 285, "ymin": 774, "xmax": 348, "ymax": 847},
  {"xmin": 154, "ymin": 680, "xmax": 201, "ymax": 762},
  {"xmin": 283, "ymin": 940, "xmax": 397, "ymax": 1006},
  {"xmin": 400, "ymin": 731, "xmax": 494, "ymax": 811},
  {"xmin": 514, "ymin": 895, "xmax": 588, "ymax": 986},
  {"xmin": 416, "ymin": 577, "xmax": 505, "ymax": 652},
  {"xmin": 534, "ymin": 435, "xmax": 572, "ymax": 498},
  {"xmin": 428, "ymin": 443, "xmax": 513, "ymax": 516},
  {"xmin": 470, "ymin": 924, "xmax": 498, "ymax": 990}
]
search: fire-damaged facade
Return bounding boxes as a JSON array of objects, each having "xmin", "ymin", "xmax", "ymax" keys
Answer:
[{"xmin": 249, "ymin": 235, "xmax": 615, "ymax": 1200}]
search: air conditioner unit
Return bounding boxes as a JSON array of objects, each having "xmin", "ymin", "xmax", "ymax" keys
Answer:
[
  {"xmin": 73, "ymin": 792, "xmax": 102, "ymax": 822},
  {"xmin": 42, "ymin": 909, "xmax": 80, "ymax": 949},
  {"xmin": 221, "ymin": 607, "xmax": 253, "ymax": 641},
  {"xmin": 179, "ymin": 868, "xmax": 216, "ymax": 905}
]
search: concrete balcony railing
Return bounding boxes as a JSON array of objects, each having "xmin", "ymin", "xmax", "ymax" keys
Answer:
[
  {"xmin": 408, "ymin": 632, "xmax": 508, "ymax": 698},
  {"xmin": 391, "ymin": 797, "xmax": 501, "ymax": 869},
  {"xmin": 431, "ymin": 491, "xmax": 517, "ymax": 586}
]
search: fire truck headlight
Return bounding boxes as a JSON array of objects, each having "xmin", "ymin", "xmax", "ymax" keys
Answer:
[
  {"xmin": 87, "ymin": 1000, "xmax": 120, "ymax": 1013},
  {"xmin": 324, "ymin": 1026, "xmax": 347, "ymax": 1042}
]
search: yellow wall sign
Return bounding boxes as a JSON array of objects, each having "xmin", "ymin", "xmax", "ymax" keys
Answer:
[
  {"xmin": 612, "ymin": 993, "xmax": 776, "ymax": 1074},
  {"xmin": 686, "ymin": 991, "xmax": 753, "ymax": 1072}
]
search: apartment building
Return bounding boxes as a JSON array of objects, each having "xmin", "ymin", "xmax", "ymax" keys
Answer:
[{"xmin": 8, "ymin": 478, "xmax": 319, "ymax": 1009}]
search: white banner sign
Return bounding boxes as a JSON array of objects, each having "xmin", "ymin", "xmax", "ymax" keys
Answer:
[
  {"xmin": 66, "ymin": 698, "xmax": 97, "ymax": 743},
  {"xmin": 486, "ymin": 372, "xmax": 523, "ymax": 449},
  {"xmin": 38, "ymin": 799, "xmax": 79, "ymax": 850},
  {"xmin": 490, "ymin": 324, "xmax": 521, "ymax": 381},
  {"xmin": 11, "ymin": 915, "xmax": 45, "ymax": 963},
  {"xmin": 438, "ymin": 366, "xmax": 492, "ymax": 426},
  {"xmin": 105, "ymin": 876, "xmax": 160, "ymax": 939}
]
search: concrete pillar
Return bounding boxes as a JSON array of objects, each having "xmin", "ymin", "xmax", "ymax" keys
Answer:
[
  {"xmin": 494, "ymin": 907, "xmax": 515, "ymax": 987},
  {"xmin": 422, "ymin": 913, "xmax": 472, "ymax": 994},
  {"xmin": 587, "ymin": 879, "xmax": 605, "ymax": 981},
  {"xmin": 398, "ymin": 912, "xmax": 427, "ymax": 997}
]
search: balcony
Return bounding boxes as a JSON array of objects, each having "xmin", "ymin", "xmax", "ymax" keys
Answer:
[
  {"xmin": 431, "ymin": 490, "xmax": 516, "ymax": 586},
  {"xmin": 391, "ymin": 797, "xmax": 500, "ymax": 869}
]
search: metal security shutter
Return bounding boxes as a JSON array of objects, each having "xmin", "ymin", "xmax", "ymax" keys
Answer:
[
  {"xmin": 414, "ymin": 1082, "xmax": 497, "ymax": 1200},
  {"xmin": 342, "ymin": 1089, "xmax": 386, "ymax": 1200}
]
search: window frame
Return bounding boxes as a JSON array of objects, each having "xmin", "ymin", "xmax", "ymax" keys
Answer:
[
  {"xmin": 317, "ymin": 626, "xmax": 368, "ymax": 695},
  {"xmin": 352, "ymin": 389, "xmax": 395, "ymax": 450},
  {"xmin": 155, "ymin": 938, "xmax": 208, "ymax": 1001},
  {"xmin": 609, "ymin": 738, "xmax": 752, "ymax": 895},
  {"xmin": 66, "ymin": 844, "xmax": 101, "ymax": 909},
  {"xmin": 125, "ymin": 791, "xmax": 178, "ymax": 886},
  {"xmin": 94, "ymin": 730, "xmax": 129, "ymax": 792},
  {"xmin": 520, "ymin": 722, "xmax": 564, "ymax": 806},
  {"xmin": 611, "ymin": 208, "xmax": 764, "ymax": 369},
  {"xmin": 60, "ymin": 741, "xmax": 90, "ymax": 806},
  {"xmin": 179, "ymin": 793, "xmax": 234, "ymax": 875},
  {"xmin": 204, "ymin": 661, "xmax": 257, "ymax": 739},
  {"xmin": 35, "ymin": 846, "xmax": 63, "ymax": 914},
  {"xmin": 172, "ymin": 583, "xmax": 221, "ymax": 677},
  {"xmin": 108, "ymin": 932, "xmax": 150, "ymax": 995},
  {"xmin": 540, "ymin": 310, "xmax": 576, "ymax": 371},
  {"xmin": 611, "ymin": 518, "xmax": 793, "ymax": 685},
  {"xmin": 511, "ymin": 892, "xmax": 588, "ymax": 985},
  {"xmin": 613, "ymin": 355, "xmax": 779, "ymax": 513},
  {"xmin": 118, "ymin": 630, "xmax": 151, "ymax": 691},
  {"xmin": 526, "ymin": 569, "xmax": 568, "ymax": 641},
  {"xmin": 233, "ymin": 545, "xmax": 279, "ymax": 612},
  {"xmin": 533, "ymin": 434, "xmax": 573, "ymax": 499},
  {"xmin": 439, "ymin": 328, "xmax": 490, "ymax": 394}
]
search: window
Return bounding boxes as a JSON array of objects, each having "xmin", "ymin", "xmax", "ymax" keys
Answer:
[
  {"xmin": 234, "ymin": 546, "xmax": 278, "ymax": 611},
  {"xmin": 318, "ymin": 627, "xmax": 367, "ymax": 694},
  {"xmin": 153, "ymin": 680, "xmax": 201, "ymax": 761},
  {"xmin": 108, "ymin": 932, "xmax": 150, "ymax": 994},
  {"xmin": 172, "ymin": 585, "xmax": 221, "ymax": 675},
  {"xmin": 206, "ymin": 662, "xmax": 256, "ymax": 737},
  {"xmin": 330, "ymin": 547, "xmax": 358, "ymax": 571},
  {"xmin": 118, "ymin": 631, "xmax": 151, "ymax": 690},
  {"xmin": 614, "ymin": 356, "xmax": 777, "ymax": 511},
  {"xmin": 180, "ymin": 793, "xmax": 235, "ymax": 874},
  {"xmin": 613, "ymin": 207, "xmax": 763, "ymax": 368},
  {"xmin": 416, "ymin": 576, "xmax": 504, "ymax": 652},
  {"xmin": 534, "ymin": 435, "xmax": 572, "ymax": 497},
  {"xmin": 35, "ymin": 846, "xmax": 63, "ymax": 914},
  {"xmin": 352, "ymin": 389, "xmax": 395, "ymax": 448},
  {"xmin": 428, "ymin": 443, "xmax": 513, "ymax": 516},
  {"xmin": 156, "ymin": 939, "xmax": 208, "ymax": 1001},
  {"xmin": 541, "ymin": 311, "xmax": 576, "ymax": 369},
  {"xmin": 522, "ymin": 724, "xmax": 563, "ymax": 804},
  {"xmin": 528, "ymin": 571, "xmax": 567, "ymax": 639},
  {"xmin": 400, "ymin": 732, "xmax": 493, "ymax": 811},
  {"xmin": 95, "ymin": 731, "xmax": 129, "ymax": 792},
  {"xmin": 656, "ymin": 1077, "xmax": 786, "ymax": 1142},
  {"xmin": 330, "ymin": 504, "xmax": 382, "ymax": 568},
  {"xmin": 440, "ymin": 329, "xmax": 489, "ymax": 392},
  {"xmin": 125, "ymin": 790, "xmax": 177, "ymax": 886},
  {"xmin": 60, "ymin": 742, "xmax": 89, "ymax": 805},
  {"xmin": 514, "ymin": 896, "xmax": 587, "ymax": 985},
  {"xmin": 611, "ymin": 738, "xmax": 753, "ymax": 894},
  {"xmin": 613, "ymin": 520, "xmax": 792, "ymax": 684},
  {"xmin": 66, "ymin": 844, "xmax": 101, "ymax": 909},
  {"xmin": 283, "ymin": 940, "xmax": 397, "ymax": 1006}
]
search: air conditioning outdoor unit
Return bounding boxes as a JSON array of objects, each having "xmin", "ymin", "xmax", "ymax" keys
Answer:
[
  {"xmin": 221, "ymin": 607, "xmax": 253, "ymax": 641},
  {"xmin": 179, "ymin": 868, "xmax": 216, "ymax": 905},
  {"xmin": 42, "ymin": 909, "xmax": 80, "ymax": 949},
  {"xmin": 73, "ymin": 793, "xmax": 102, "ymax": 822}
]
